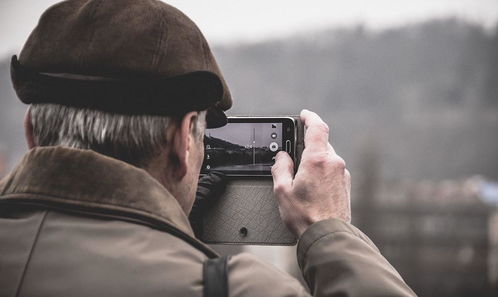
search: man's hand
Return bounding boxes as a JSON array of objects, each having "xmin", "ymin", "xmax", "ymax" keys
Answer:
[
  {"xmin": 189, "ymin": 171, "xmax": 227, "ymax": 238},
  {"xmin": 271, "ymin": 109, "xmax": 351, "ymax": 237}
]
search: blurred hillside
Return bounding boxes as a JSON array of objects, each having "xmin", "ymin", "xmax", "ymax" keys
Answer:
[
  {"xmin": 214, "ymin": 19, "xmax": 498, "ymax": 181},
  {"xmin": 1, "ymin": 18, "xmax": 497, "ymax": 180}
]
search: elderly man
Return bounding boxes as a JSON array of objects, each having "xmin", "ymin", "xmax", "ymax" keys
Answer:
[{"xmin": 0, "ymin": 1, "xmax": 416, "ymax": 296}]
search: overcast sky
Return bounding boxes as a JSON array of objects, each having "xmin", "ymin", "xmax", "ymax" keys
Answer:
[{"xmin": 0, "ymin": 0, "xmax": 497, "ymax": 58}]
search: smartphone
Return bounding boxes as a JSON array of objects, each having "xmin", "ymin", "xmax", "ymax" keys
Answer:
[{"xmin": 201, "ymin": 116, "xmax": 298, "ymax": 176}]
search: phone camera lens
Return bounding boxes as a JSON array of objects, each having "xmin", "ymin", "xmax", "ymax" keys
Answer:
[{"xmin": 269, "ymin": 142, "xmax": 279, "ymax": 152}]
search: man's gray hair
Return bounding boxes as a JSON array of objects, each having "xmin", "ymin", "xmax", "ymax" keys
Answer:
[{"xmin": 30, "ymin": 104, "xmax": 206, "ymax": 167}]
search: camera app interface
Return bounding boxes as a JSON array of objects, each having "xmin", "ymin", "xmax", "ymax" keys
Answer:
[{"xmin": 202, "ymin": 122, "xmax": 283, "ymax": 174}]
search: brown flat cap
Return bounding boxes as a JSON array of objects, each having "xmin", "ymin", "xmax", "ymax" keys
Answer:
[{"xmin": 11, "ymin": 0, "xmax": 232, "ymax": 127}]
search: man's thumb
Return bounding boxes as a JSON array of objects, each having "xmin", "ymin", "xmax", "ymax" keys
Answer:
[{"xmin": 271, "ymin": 151, "xmax": 294, "ymax": 191}]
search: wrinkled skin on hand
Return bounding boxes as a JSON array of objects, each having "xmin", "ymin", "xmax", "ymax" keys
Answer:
[{"xmin": 271, "ymin": 109, "xmax": 351, "ymax": 237}]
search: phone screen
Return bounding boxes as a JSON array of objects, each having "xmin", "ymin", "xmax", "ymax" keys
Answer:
[{"xmin": 201, "ymin": 117, "xmax": 295, "ymax": 176}]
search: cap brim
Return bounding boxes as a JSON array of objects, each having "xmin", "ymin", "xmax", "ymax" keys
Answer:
[
  {"xmin": 11, "ymin": 55, "xmax": 225, "ymax": 118},
  {"xmin": 206, "ymin": 106, "xmax": 227, "ymax": 128}
]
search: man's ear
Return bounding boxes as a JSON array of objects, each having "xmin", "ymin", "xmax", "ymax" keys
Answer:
[
  {"xmin": 24, "ymin": 107, "xmax": 36, "ymax": 149},
  {"xmin": 169, "ymin": 111, "xmax": 199, "ymax": 180}
]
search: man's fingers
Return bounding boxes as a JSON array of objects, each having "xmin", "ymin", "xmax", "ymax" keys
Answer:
[
  {"xmin": 345, "ymin": 169, "xmax": 351, "ymax": 196},
  {"xmin": 271, "ymin": 151, "xmax": 294, "ymax": 196},
  {"xmin": 196, "ymin": 171, "xmax": 227, "ymax": 202},
  {"xmin": 300, "ymin": 109, "xmax": 330, "ymax": 152},
  {"xmin": 198, "ymin": 171, "xmax": 226, "ymax": 187},
  {"xmin": 327, "ymin": 142, "xmax": 336, "ymax": 154}
]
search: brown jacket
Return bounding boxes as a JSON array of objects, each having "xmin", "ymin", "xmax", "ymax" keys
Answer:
[{"xmin": 0, "ymin": 147, "xmax": 417, "ymax": 297}]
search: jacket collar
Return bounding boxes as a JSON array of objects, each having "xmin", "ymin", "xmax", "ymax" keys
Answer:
[{"xmin": 0, "ymin": 146, "xmax": 194, "ymax": 237}]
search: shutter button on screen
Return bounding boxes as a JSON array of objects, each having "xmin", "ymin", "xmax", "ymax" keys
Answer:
[
  {"xmin": 270, "ymin": 142, "xmax": 279, "ymax": 152},
  {"xmin": 285, "ymin": 140, "xmax": 291, "ymax": 153}
]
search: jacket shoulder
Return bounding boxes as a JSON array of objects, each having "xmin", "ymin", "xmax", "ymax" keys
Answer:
[{"xmin": 0, "ymin": 208, "xmax": 206, "ymax": 297}]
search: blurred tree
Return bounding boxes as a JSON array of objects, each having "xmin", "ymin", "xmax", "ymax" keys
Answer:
[{"xmin": 482, "ymin": 26, "xmax": 498, "ymax": 108}]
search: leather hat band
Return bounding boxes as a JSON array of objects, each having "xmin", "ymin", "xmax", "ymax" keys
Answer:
[{"xmin": 11, "ymin": 55, "xmax": 227, "ymax": 128}]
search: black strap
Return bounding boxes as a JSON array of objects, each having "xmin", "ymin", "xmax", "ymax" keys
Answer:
[{"xmin": 203, "ymin": 256, "xmax": 230, "ymax": 297}]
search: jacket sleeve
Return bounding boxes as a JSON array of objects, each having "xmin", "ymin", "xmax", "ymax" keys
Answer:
[
  {"xmin": 227, "ymin": 219, "xmax": 417, "ymax": 297},
  {"xmin": 297, "ymin": 218, "xmax": 418, "ymax": 297}
]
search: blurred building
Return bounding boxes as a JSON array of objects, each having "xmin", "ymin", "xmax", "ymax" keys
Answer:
[{"xmin": 354, "ymin": 177, "xmax": 498, "ymax": 297}]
